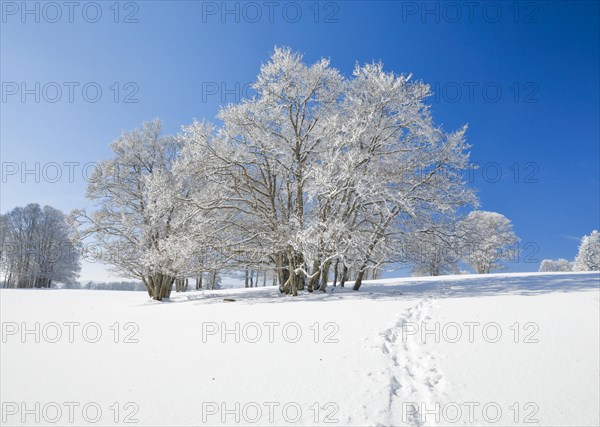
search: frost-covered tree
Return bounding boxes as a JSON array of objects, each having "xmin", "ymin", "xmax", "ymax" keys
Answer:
[
  {"xmin": 459, "ymin": 211, "xmax": 519, "ymax": 274},
  {"xmin": 70, "ymin": 120, "xmax": 186, "ymax": 300},
  {"xmin": 172, "ymin": 121, "xmax": 253, "ymax": 283},
  {"xmin": 331, "ymin": 62, "xmax": 475, "ymax": 290},
  {"xmin": 404, "ymin": 219, "xmax": 462, "ymax": 276},
  {"xmin": 77, "ymin": 48, "xmax": 477, "ymax": 298},
  {"xmin": 1, "ymin": 204, "xmax": 80, "ymax": 288},
  {"xmin": 179, "ymin": 48, "xmax": 476, "ymax": 294},
  {"xmin": 216, "ymin": 48, "xmax": 345, "ymax": 295},
  {"xmin": 539, "ymin": 258, "xmax": 572, "ymax": 272},
  {"xmin": 573, "ymin": 230, "xmax": 600, "ymax": 271}
]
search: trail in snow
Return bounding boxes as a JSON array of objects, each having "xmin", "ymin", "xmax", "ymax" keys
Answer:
[{"xmin": 379, "ymin": 296, "xmax": 446, "ymax": 426}]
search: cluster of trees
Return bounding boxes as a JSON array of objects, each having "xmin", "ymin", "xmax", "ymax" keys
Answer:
[
  {"xmin": 0, "ymin": 204, "xmax": 80, "ymax": 288},
  {"xmin": 539, "ymin": 258, "xmax": 572, "ymax": 272},
  {"xmin": 69, "ymin": 48, "xmax": 526, "ymax": 300},
  {"xmin": 405, "ymin": 210, "xmax": 519, "ymax": 276},
  {"xmin": 540, "ymin": 230, "xmax": 600, "ymax": 272}
]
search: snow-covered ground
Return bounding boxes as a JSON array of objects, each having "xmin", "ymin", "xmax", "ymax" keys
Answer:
[{"xmin": 1, "ymin": 272, "xmax": 599, "ymax": 426}]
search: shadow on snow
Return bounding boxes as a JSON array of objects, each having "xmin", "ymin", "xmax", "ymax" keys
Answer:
[{"xmin": 151, "ymin": 272, "xmax": 600, "ymax": 307}]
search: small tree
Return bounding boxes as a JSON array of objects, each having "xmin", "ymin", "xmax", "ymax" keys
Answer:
[
  {"xmin": 573, "ymin": 230, "xmax": 600, "ymax": 271},
  {"xmin": 459, "ymin": 211, "xmax": 519, "ymax": 274}
]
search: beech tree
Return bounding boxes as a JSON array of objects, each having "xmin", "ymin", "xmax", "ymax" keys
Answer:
[
  {"xmin": 404, "ymin": 219, "xmax": 462, "ymax": 276},
  {"xmin": 70, "ymin": 119, "xmax": 185, "ymax": 300},
  {"xmin": 75, "ymin": 48, "xmax": 479, "ymax": 299},
  {"xmin": 179, "ymin": 48, "xmax": 345, "ymax": 296},
  {"xmin": 177, "ymin": 48, "xmax": 476, "ymax": 294},
  {"xmin": 459, "ymin": 210, "xmax": 519, "ymax": 274}
]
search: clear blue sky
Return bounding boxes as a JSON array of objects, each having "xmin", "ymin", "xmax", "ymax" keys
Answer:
[{"xmin": 1, "ymin": 0, "xmax": 599, "ymax": 281}]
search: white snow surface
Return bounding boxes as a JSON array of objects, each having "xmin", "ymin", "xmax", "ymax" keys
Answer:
[{"xmin": 1, "ymin": 272, "xmax": 599, "ymax": 426}]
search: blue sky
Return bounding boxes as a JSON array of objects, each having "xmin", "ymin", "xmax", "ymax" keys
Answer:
[{"xmin": 1, "ymin": 0, "xmax": 599, "ymax": 281}]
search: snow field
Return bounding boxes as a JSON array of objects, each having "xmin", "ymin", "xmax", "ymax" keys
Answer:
[{"xmin": 1, "ymin": 272, "xmax": 598, "ymax": 426}]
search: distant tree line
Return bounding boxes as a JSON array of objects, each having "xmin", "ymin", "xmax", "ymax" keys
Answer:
[
  {"xmin": 76, "ymin": 281, "xmax": 147, "ymax": 291},
  {"xmin": 0, "ymin": 204, "xmax": 80, "ymax": 288}
]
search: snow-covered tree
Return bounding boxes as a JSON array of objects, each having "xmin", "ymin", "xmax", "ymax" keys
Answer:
[
  {"xmin": 539, "ymin": 258, "xmax": 572, "ymax": 272},
  {"xmin": 459, "ymin": 210, "xmax": 519, "ymax": 274},
  {"xmin": 70, "ymin": 119, "xmax": 186, "ymax": 300},
  {"xmin": 73, "ymin": 48, "xmax": 478, "ymax": 298},
  {"xmin": 329, "ymin": 62, "xmax": 475, "ymax": 290},
  {"xmin": 179, "ymin": 47, "xmax": 476, "ymax": 294},
  {"xmin": 404, "ymin": 219, "xmax": 462, "ymax": 276},
  {"xmin": 573, "ymin": 230, "xmax": 600, "ymax": 271},
  {"xmin": 1, "ymin": 204, "xmax": 80, "ymax": 288}
]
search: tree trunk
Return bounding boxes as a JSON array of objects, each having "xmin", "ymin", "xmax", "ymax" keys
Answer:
[
  {"xmin": 290, "ymin": 271, "xmax": 298, "ymax": 296},
  {"xmin": 278, "ymin": 252, "xmax": 292, "ymax": 294},
  {"xmin": 319, "ymin": 260, "xmax": 331, "ymax": 292},
  {"xmin": 161, "ymin": 275, "xmax": 174, "ymax": 299},
  {"xmin": 332, "ymin": 259, "xmax": 339, "ymax": 287},
  {"xmin": 297, "ymin": 269, "xmax": 305, "ymax": 290},
  {"xmin": 144, "ymin": 277, "xmax": 153, "ymax": 297},
  {"xmin": 165, "ymin": 276, "xmax": 174, "ymax": 298},
  {"xmin": 288, "ymin": 255, "xmax": 298, "ymax": 296},
  {"xmin": 340, "ymin": 265, "xmax": 348, "ymax": 287},
  {"xmin": 276, "ymin": 253, "xmax": 285, "ymax": 288},
  {"xmin": 307, "ymin": 260, "xmax": 320, "ymax": 292},
  {"xmin": 148, "ymin": 275, "xmax": 156, "ymax": 297},
  {"xmin": 353, "ymin": 268, "xmax": 366, "ymax": 291},
  {"xmin": 148, "ymin": 272, "xmax": 175, "ymax": 301}
]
